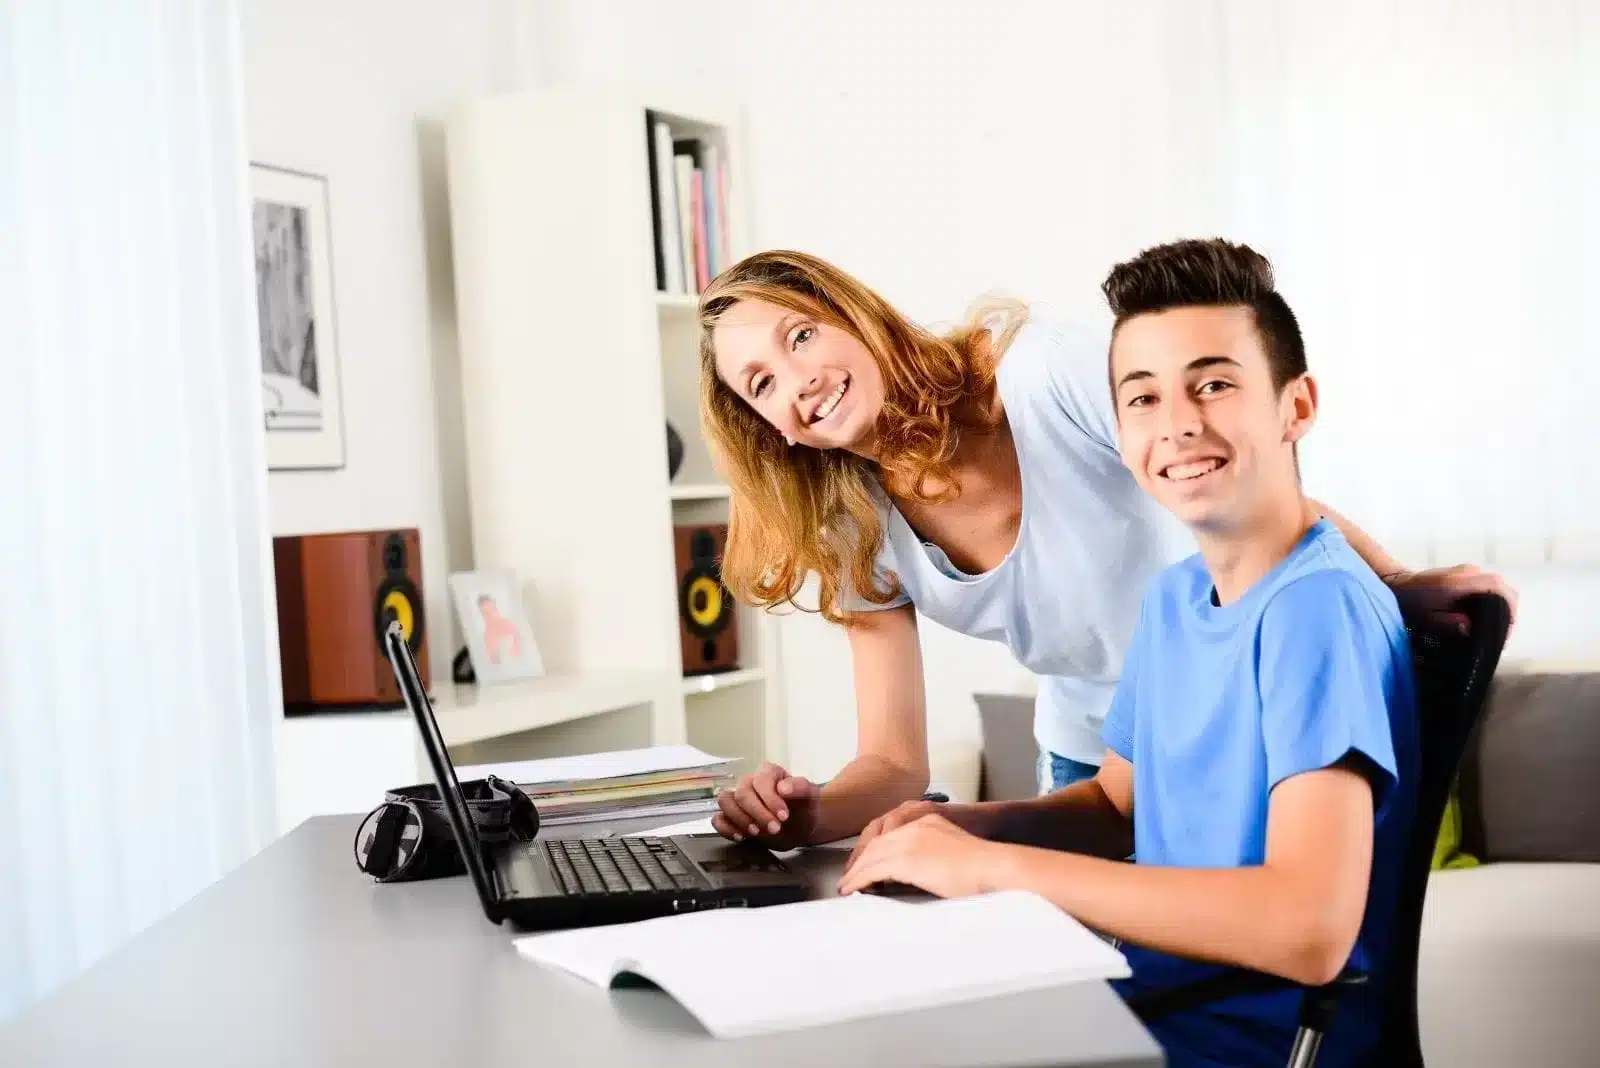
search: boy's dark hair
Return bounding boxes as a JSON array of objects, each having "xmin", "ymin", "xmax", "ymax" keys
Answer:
[{"xmin": 1102, "ymin": 238, "xmax": 1306, "ymax": 391}]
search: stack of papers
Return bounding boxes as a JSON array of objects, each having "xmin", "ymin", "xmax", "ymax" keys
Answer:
[
  {"xmin": 515, "ymin": 889, "xmax": 1131, "ymax": 1038},
  {"xmin": 457, "ymin": 745, "xmax": 735, "ymax": 827}
]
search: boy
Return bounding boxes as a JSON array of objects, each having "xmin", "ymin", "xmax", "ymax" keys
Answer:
[{"xmin": 838, "ymin": 238, "xmax": 1419, "ymax": 1068}]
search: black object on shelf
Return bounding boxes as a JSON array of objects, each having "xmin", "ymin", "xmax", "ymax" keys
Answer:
[
  {"xmin": 452, "ymin": 646, "xmax": 475, "ymax": 684},
  {"xmin": 666, "ymin": 421, "xmax": 684, "ymax": 479}
]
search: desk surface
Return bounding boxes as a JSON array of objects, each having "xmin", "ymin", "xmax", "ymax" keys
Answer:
[{"xmin": 0, "ymin": 814, "xmax": 1163, "ymax": 1068}]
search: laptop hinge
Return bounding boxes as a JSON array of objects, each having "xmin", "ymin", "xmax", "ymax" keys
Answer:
[{"xmin": 485, "ymin": 850, "xmax": 509, "ymax": 920}]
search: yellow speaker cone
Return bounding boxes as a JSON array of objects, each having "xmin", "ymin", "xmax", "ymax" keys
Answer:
[
  {"xmin": 687, "ymin": 575, "xmax": 723, "ymax": 627},
  {"xmin": 384, "ymin": 590, "xmax": 415, "ymax": 641}
]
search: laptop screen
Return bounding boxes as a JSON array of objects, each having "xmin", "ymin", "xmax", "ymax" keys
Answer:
[{"xmin": 382, "ymin": 620, "xmax": 502, "ymax": 922}]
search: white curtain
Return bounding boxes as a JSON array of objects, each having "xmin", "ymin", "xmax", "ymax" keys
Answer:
[
  {"xmin": 1170, "ymin": 0, "xmax": 1600, "ymax": 566},
  {"xmin": 0, "ymin": 0, "xmax": 279, "ymax": 1024}
]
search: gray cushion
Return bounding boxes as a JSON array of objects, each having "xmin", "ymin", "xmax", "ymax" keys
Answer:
[
  {"xmin": 1461, "ymin": 672, "xmax": 1600, "ymax": 863},
  {"xmin": 973, "ymin": 692, "xmax": 1039, "ymax": 802}
]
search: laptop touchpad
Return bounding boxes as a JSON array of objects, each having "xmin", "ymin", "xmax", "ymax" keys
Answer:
[{"xmin": 676, "ymin": 836, "xmax": 794, "ymax": 881}]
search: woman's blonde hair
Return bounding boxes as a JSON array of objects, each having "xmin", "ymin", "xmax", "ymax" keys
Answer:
[{"xmin": 697, "ymin": 250, "xmax": 1028, "ymax": 624}]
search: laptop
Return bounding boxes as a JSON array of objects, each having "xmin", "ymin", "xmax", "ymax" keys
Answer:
[{"xmin": 381, "ymin": 619, "xmax": 810, "ymax": 929}]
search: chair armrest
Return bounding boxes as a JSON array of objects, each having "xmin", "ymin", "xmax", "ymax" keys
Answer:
[{"xmin": 1124, "ymin": 965, "xmax": 1366, "ymax": 1026}]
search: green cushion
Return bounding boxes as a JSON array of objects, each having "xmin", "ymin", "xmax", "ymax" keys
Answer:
[{"xmin": 1432, "ymin": 790, "xmax": 1480, "ymax": 870}]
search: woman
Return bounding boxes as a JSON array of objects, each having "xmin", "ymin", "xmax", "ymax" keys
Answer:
[{"xmin": 698, "ymin": 249, "xmax": 1510, "ymax": 849}]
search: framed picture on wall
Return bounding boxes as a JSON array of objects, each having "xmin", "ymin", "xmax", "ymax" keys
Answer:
[
  {"xmin": 249, "ymin": 163, "xmax": 347, "ymax": 470},
  {"xmin": 449, "ymin": 570, "xmax": 546, "ymax": 685}
]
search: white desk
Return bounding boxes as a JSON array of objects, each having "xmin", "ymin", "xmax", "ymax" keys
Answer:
[{"xmin": 0, "ymin": 814, "xmax": 1166, "ymax": 1067}]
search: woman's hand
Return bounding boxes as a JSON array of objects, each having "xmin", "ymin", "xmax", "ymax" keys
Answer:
[
  {"xmin": 843, "ymin": 798, "xmax": 997, "ymax": 875},
  {"xmin": 1384, "ymin": 563, "xmax": 1519, "ymax": 633},
  {"xmin": 712, "ymin": 761, "xmax": 821, "ymax": 851},
  {"xmin": 837, "ymin": 813, "xmax": 1001, "ymax": 899}
]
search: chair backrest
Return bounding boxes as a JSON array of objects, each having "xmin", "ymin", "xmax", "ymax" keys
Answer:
[
  {"xmin": 1375, "ymin": 592, "xmax": 1511, "ymax": 1066},
  {"xmin": 973, "ymin": 691, "xmax": 1041, "ymax": 802}
]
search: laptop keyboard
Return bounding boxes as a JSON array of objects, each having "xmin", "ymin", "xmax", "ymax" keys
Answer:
[{"xmin": 542, "ymin": 836, "xmax": 703, "ymax": 896}]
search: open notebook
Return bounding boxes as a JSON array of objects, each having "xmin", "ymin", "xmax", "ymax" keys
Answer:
[{"xmin": 514, "ymin": 889, "xmax": 1130, "ymax": 1039}]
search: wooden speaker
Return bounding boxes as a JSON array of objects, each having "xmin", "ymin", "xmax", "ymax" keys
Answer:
[
  {"xmin": 273, "ymin": 529, "xmax": 428, "ymax": 712},
  {"xmin": 674, "ymin": 524, "xmax": 739, "ymax": 675}
]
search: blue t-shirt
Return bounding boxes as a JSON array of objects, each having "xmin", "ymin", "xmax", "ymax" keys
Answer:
[
  {"xmin": 1102, "ymin": 521, "xmax": 1418, "ymax": 1068},
  {"xmin": 844, "ymin": 305, "xmax": 1195, "ymax": 763}
]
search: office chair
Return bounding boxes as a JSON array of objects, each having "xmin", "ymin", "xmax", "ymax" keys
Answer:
[{"xmin": 1123, "ymin": 591, "xmax": 1512, "ymax": 1068}]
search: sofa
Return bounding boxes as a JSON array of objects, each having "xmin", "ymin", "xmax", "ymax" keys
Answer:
[
  {"xmin": 968, "ymin": 662, "xmax": 1600, "ymax": 1067},
  {"xmin": 1414, "ymin": 664, "xmax": 1600, "ymax": 1066}
]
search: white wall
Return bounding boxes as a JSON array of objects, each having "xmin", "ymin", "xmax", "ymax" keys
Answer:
[
  {"xmin": 524, "ymin": 0, "xmax": 1219, "ymax": 775},
  {"xmin": 529, "ymin": 0, "xmax": 1600, "ymax": 780},
  {"xmin": 242, "ymin": 0, "xmax": 525, "ymax": 684},
  {"xmin": 238, "ymin": 1, "xmax": 1600, "ymax": 795},
  {"xmin": 242, "ymin": 0, "xmax": 534, "ymax": 829}
]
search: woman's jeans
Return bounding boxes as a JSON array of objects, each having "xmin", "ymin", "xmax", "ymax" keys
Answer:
[{"xmin": 1036, "ymin": 749, "xmax": 1100, "ymax": 794}]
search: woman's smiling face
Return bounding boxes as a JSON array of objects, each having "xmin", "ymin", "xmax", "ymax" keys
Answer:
[{"xmin": 710, "ymin": 297, "xmax": 886, "ymax": 454}]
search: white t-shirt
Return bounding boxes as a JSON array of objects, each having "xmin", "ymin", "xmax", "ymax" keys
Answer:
[{"xmin": 846, "ymin": 307, "xmax": 1196, "ymax": 763}]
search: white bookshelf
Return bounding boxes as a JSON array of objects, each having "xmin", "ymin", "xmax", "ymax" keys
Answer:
[
  {"xmin": 669, "ymin": 483, "xmax": 732, "ymax": 502},
  {"xmin": 443, "ymin": 84, "xmax": 786, "ymax": 778},
  {"xmin": 653, "ymin": 292, "xmax": 700, "ymax": 312},
  {"xmin": 681, "ymin": 666, "xmax": 765, "ymax": 695}
]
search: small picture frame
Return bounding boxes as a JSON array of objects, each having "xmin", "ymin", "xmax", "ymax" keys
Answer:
[
  {"xmin": 249, "ymin": 162, "xmax": 347, "ymax": 471},
  {"xmin": 449, "ymin": 570, "xmax": 544, "ymax": 684}
]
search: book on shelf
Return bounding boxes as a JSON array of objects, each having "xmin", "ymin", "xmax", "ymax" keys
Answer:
[
  {"xmin": 646, "ymin": 110, "xmax": 732, "ymax": 297},
  {"xmin": 646, "ymin": 119, "xmax": 685, "ymax": 295},
  {"xmin": 458, "ymin": 744, "xmax": 736, "ymax": 827}
]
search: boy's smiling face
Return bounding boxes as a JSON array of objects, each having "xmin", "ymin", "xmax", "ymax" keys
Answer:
[{"xmin": 1110, "ymin": 304, "xmax": 1317, "ymax": 535}]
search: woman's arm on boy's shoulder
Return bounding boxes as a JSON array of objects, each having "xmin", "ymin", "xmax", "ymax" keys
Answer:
[{"xmin": 1310, "ymin": 497, "xmax": 1519, "ymax": 627}]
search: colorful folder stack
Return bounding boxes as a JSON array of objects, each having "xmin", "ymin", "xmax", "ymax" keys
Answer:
[{"xmin": 457, "ymin": 745, "xmax": 737, "ymax": 827}]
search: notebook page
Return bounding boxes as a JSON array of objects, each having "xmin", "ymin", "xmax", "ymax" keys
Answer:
[
  {"xmin": 516, "ymin": 890, "xmax": 1128, "ymax": 1039},
  {"xmin": 514, "ymin": 894, "xmax": 840, "ymax": 987}
]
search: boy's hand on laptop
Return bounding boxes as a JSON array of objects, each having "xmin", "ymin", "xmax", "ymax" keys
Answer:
[
  {"xmin": 712, "ymin": 761, "xmax": 820, "ymax": 851},
  {"xmin": 843, "ymin": 799, "xmax": 996, "ymax": 876},
  {"xmin": 1384, "ymin": 562, "xmax": 1519, "ymax": 634},
  {"xmin": 836, "ymin": 813, "xmax": 998, "ymax": 899}
]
